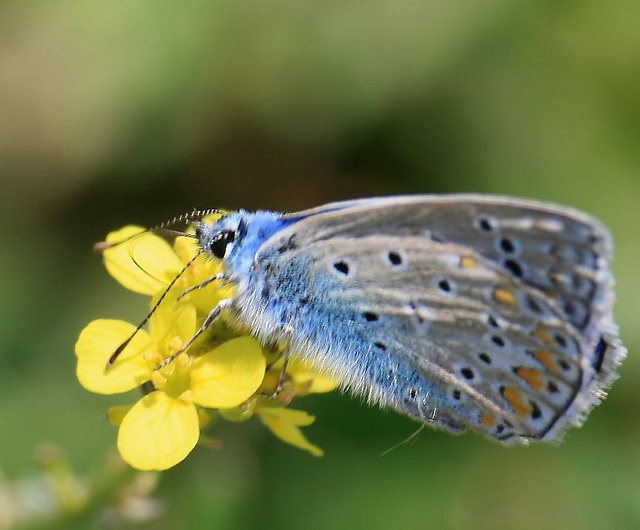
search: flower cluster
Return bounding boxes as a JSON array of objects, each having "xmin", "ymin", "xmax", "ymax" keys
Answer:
[{"xmin": 75, "ymin": 224, "xmax": 337, "ymax": 470}]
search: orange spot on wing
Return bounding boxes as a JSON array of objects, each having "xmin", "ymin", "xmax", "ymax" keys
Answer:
[
  {"xmin": 502, "ymin": 386, "xmax": 532, "ymax": 419},
  {"xmin": 460, "ymin": 256, "xmax": 477, "ymax": 269},
  {"xmin": 493, "ymin": 288, "xmax": 516, "ymax": 307},
  {"xmin": 515, "ymin": 367, "xmax": 544, "ymax": 391},
  {"xmin": 533, "ymin": 325, "xmax": 554, "ymax": 347},
  {"xmin": 533, "ymin": 351, "xmax": 558, "ymax": 373},
  {"xmin": 480, "ymin": 412, "xmax": 496, "ymax": 429}
]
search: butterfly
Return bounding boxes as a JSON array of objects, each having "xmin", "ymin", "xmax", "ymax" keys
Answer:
[{"xmin": 118, "ymin": 195, "xmax": 627, "ymax": 445}]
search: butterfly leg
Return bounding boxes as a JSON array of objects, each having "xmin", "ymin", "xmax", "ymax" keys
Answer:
[
  {"xmin": 154, "ymin": 298, "xmax": 233, "ymax": 370},
  {"xmin": 177, "ymin": 273, "xmax": 225, "ymax": 301},
  {"xmin": 261, "ymin": 347, "xmax": 291, "ymax": 399}
]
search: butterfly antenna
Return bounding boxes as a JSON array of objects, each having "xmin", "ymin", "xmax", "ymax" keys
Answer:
[
  {"xmin": 104, "ymin": 249, "xmax": 205, "ymax": 370},
  {"xmin": 94, "ymin": 209, "xmax": 224, "ymax": 252}
]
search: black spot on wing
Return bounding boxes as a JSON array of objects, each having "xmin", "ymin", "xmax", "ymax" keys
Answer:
[
  {"xmin": 500, "ymin": 237, "xmax": 516, "ymax": 253},
  {"xmin": 478, "ymin": 352, "xmax": 492, "ymax": 364},
  {"xmin": 437, "ymin": 279, "xmax": 452, "ymax": 292},
  {"xmin": 334, "ymin": 261, "xmax": 349, "ymax": 275},
  {"xmin": 388, "ymin": 251, "xmax": 403, "ymax": 266},
  {"xmin": 503, "ymin": 258, "xmax": 524, "ymax": 278},
  {"xmin": 363, "ymin": 312, "xmax": 379, "ymax": 322},
  {"xmin": 592, "ymin": 336, "xmax": 607, "ymax": 373}
]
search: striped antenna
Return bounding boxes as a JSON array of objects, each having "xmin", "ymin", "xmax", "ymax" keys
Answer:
[{"xmin": 94, "ymin": 208, "xmax": 224, "ymax": 252}]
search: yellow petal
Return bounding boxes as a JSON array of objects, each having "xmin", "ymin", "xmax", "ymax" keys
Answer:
[
  {"xmin": 75, "ymin": 320, "xmax": 151, "ymax": 394},
  {"xmin": 117, "ymin": 392, "xmax": 199, "ymax": 471},
  {"xmin": 173, "ymin": 235, "xmax": 202, "ymax": 263},
  {"xmin": 104, "ymin": 226, "xmax": 183, "ymax": 295},
  {"xmin": 190, "ymin": 337, "xmax": 266, "ymax": 408},
  {"xmin": 300, "ymin": 376, "xmax": 339, "ymax": 394},
  {"xmin": 287, "ymin": 359, "xmax": 339, "ymax": 395},
  {"xmin": 218, "ymin": 397, "xmax": 258, "ymax": 422},
  {"xmin": 106, "ymin": 405, "xmax": 133, "ymax": 426},
  {"xmin": 258, "ymin": 408, "xmax": 323, "ymax": 457},
  {"xmin": 148, "ymin": 295, "xmax": 196, "ymax": 353}
]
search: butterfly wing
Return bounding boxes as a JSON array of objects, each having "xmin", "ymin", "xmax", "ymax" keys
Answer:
[{"xmin": 246, "ymin": 195, "xmax": 624, "ymax": 443}]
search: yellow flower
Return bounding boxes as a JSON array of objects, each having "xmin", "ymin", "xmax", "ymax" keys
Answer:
[
  {"xmin": 257, "ymin": 407, "xmax": 324, "ymax": 457},
  {"xmin": 75, "ymin": 297, "xmax": 266, "ymax": 470},
  {"xmin": 76, "ymin": 224, "xmax": 334, "ymax": 468},
  {"xmin": 253, "ymin": 358, "xmax": 337, "ymax": 456}
]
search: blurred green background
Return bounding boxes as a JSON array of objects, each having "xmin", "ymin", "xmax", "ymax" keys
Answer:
[{"xmin": 1, "ymin": 1, "xmax": 639, "ymax": 528}]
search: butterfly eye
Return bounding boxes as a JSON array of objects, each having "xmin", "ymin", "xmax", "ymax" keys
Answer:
[{"xmin": 210, "ymin": 230, "xmax": 236, "ymax": 259}]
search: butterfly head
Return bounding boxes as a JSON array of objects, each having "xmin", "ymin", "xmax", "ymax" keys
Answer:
[
  {"xmin": 195, "ymin": 214, "xmax": 242, "ymax": 260},
  {"xmin": 196, "ymin": 209, "xmax": 291, "ymax": 282}
]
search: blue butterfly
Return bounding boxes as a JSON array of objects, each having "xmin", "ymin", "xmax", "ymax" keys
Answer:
[{"xmin": 126, "ymin": 195, "xmax": 627, "ymax": 444}]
